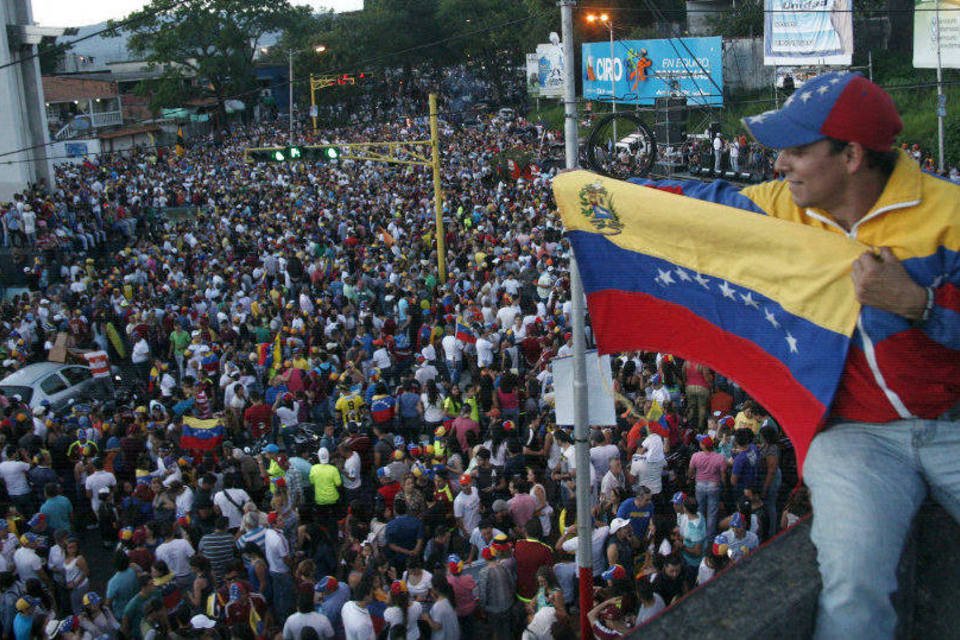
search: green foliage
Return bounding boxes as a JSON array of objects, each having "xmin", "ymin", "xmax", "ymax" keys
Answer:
[
  {"xmin": 38, "ymin": 36, "xmax": 68, "ymax": 75},
  {"xmin": 110, "ymin": 0, "xmax": 307, "ymax": 113},
  {"xmin": 706, "ymin": 0, "xmax": 763, "ymax": 38}
]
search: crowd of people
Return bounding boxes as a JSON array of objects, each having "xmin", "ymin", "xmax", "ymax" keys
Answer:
[{"xmin": 0, "ymin": 68, "xmax": 808, "ymax": 640}]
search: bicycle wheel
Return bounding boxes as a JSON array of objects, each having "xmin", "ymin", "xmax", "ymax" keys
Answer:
[{"xmin": 585, "ymin": 112, "xmax": 657, "ymax": 180}]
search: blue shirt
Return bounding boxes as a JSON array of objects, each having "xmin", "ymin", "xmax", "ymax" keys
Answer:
[
  {"xmin": 318, "ymin": 582, "xmax": 351, "ymax": 629},
  {"xmin": 40, "ymin": 495, "xmax": 73, "ymax": 533},
  {"xmin": 732, "ymin": 444, "xmax": 761, "ymax": 491},
  {"xmin": 13, "ymin": 613, "xmax": 32, "ymax": 640},
  {"xmin": 398, "ymin": 391, "xmax": 420, "ymax": 418},
  {"xmin": 385, "ymin": 515, "xmax": 425, "ymax": 562},
  {"xmin": 107, "ymin": 567, "xmax": 139, "ymax": 619},
  {"xmin": 616, "ymin": 497, "xmax": 653, "ymax": 540}
]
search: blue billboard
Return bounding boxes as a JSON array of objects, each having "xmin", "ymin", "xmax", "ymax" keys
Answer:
[{"xmin": 582, "ymin": 37, "xmax": 723, "ymax": 106}]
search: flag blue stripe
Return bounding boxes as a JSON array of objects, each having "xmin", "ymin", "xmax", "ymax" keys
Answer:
[{"xmin": 569, "ymin": 230, "xmax": 849, "ymax": 405}]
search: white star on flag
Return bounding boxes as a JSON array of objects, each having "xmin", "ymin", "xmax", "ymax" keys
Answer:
[
  {"xmin": 740, "ymin": 292, "xmax": 760, "ymax": 309},
  {"xmin": 800, "ymin": 91, "xmax": 813, "ymax": 103},
  {"xmin": 693, "ymin": 273, "xmax": 711, "ymax": 289},
  {"xmin": 817, "ymin": 85, "xmax": 830, "ymax": 95},
  {"xmin": 656, "ymin": 269, "xmax": 675, "ymax": 286},
  {"xmin": 749, "ymin": 113, "xmax": 766, "ymax": 124},
  {"xmin": 718, "ymin": 281, "xmax": 737, "ymax": 300},
  {"xmin": 786, "ymin": 332, "xmax": 799, "ymax": 353},
  {"xmin": 674, "ymin": 267, "xmax": 692, "ymax": 282},
  {"xmin": 829, "ymin": 77, "xmax": 842, "ymax": 85},
  {"xmin": 764, "ymin": 308, "xmax": 780, "ymax": 329}
]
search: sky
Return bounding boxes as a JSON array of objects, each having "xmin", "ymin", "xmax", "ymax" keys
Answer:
[{"xmin": 31, "ymin": 0, "xmax": 363, "ymax": 27}]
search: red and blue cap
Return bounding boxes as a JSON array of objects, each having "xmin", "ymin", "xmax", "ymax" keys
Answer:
[
  {"xmin": 602, "ymin": 564, "xmax": 627, "ymax": 582},
  {"xmin": 743, "ymin": 72, "xmax": 901, "ymax": 152}
]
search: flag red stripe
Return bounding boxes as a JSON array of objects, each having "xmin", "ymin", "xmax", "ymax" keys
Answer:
[{"xmin": 587, "ymin": 289, "xmax": 827, "ymax": 470}]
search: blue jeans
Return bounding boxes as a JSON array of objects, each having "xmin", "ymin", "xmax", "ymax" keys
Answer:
[
  {"xmin": 446, "ymin": 359, "xmax": 461, "ymax": 385},
  {"xmin": 270, "ymin": 570, "xmax": 295, "ymax": 620},
  {"xmin": 763, "ymin": 468, "xmax": 782, "ymax": 537},
  {"xmin": 805, "ymin": 417, "xmax": 960, "ymax": 640},
  {"xmin": 695, "ymin": 481, "xmax": 721, "ymax": 539}
]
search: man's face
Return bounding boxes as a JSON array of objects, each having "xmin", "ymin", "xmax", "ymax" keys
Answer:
[
  {"xmin": 635, "ymin": 493, "xmax": 651, "ymax": 508},
  {"xmin": 773, "ymin": 140, "xmax": 849, "ymax": 211}
]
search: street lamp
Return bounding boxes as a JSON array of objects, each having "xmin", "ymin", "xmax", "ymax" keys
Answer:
[
  {"xmin": 314, "ymin": 45, "xmax": 327, "ymax": 53},
  {"xmin": 586, "ymin": 13, "xmax": 617, "ymax": 144}
]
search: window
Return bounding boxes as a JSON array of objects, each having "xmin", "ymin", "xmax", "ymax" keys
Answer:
[
  {"xmin": 39, "ymin": 374, "xmax": 68, "ymax": 395},
  {"xmin": 61, "ymin": 366, "xmax": 92, "ymax": 386}
]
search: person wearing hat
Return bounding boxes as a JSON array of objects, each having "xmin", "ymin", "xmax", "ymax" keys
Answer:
[
  {"xmin": 308, "ymin": 447, "xmax": 342, "ymax": 528},
  {"xmin": 638, "ymin": 70, "xmax": 960, "ymax": 637},
  {"xmin": 314, "ymin": 575, "xmax": 351, "ymax": 631},
  {"xmin": 477, "ymin": 537, "xmax": 516, "ymax": 640},
  {"xmin": 718, "ymin": 512, "xmax": 759, "ymax": 563},
  {"xmin": 13, "ymin": 597, "xmax": 38, "ymax": 640},
  {"xmin": 13, "ymin": 533, "xmax": 49, "ymax": 590},
  {"xmin": 453, "ymin": 473, "xmax": 480, "ymax": 541},
  {"xmin": 687, "ymin": 434, "xmax": 726, "ymax": 539},
  {"xmin": 78, "ymin": 590, "xmax": 119, "ymax": 638}
]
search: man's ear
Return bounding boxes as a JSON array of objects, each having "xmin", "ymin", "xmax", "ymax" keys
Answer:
[{"xmin": 844, "ymin": 142, "xmax": 869, "ymax": 174}]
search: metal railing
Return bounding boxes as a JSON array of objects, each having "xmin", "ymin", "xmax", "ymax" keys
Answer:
[{"xmin": 54, "ymin": 110, "xmax": 124, "ymax": 140}]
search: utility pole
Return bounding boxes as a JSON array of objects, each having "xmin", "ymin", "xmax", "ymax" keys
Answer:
[
  {"xmin": 560, "ymin": 2, "xmax": 593, "ymax": 639},
  {"xmin": 289, "ymin": 49, "xmax": 294, "ymax": 144}
]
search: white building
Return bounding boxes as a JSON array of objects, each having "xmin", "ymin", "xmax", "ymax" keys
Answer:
[{"xmin": 0, "ymin": 0, "xmax": 63, "ymax": 201}]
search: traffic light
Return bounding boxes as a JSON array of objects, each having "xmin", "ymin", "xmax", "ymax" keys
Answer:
[{"xmin": 245, "ymin": 146, "xmax": 342, "ymax": 163}]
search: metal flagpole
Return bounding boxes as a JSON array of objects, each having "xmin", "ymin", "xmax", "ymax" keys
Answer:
[
  {"xmin": 289, "ymin": 50, "xmax": 295, "ymax": 144},
  {"xmin": 935, "ymin": 1, "xmax": 946, "ymax": 173},
  {"xmin": 559, "ymin": 2, "xmax": 594, "ymax": 639}
]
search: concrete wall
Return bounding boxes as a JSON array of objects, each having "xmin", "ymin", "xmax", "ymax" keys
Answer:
[
  {"xmin": 0, "ymin": 0, "xmax": 55, "ymax": 201},
  {"xmin": 49, "ymin": 139, "xmax": 102, "ymax": 165},
  {"xmin": 631, "ymin": 502, "xmax": 960, "ymax": 639}
]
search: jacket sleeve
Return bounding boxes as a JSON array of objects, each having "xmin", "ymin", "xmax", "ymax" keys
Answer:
[{"xmin": 923, "ymin": 262, "xmax": 960, "ymax": 351}]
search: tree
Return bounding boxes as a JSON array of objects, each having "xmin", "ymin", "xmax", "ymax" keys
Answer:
[{"xmin": 109, "ymin": 0, "xmax": 308, "ymax": 131}]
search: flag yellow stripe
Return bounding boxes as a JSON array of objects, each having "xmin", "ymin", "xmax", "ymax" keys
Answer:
[{"xmin": 553, "ymin": 170, "xmax": 865, "ymax": 336}]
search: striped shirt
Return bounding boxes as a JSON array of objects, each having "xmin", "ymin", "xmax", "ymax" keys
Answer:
[
  {"xmin": 198, "ymin": 530, "xmax": 237, "ymax": 580},
  {"xmin": 237, "ymin": 526, "xmax": 267, "ymax": 553}
]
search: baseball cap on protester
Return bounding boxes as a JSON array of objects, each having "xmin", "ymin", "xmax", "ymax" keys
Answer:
[
  {"xmin": 609, "ymin": 517, "xmax": 631, "ymax": 535},
  {"xmin": 730, "ymin": 512, "xmax": 747, "ymax": 529},
  {"xmin": 602, "ymin": 564, "xmax": 627, "ymax": 582},
  {"xmin": 742, "ymin": 72, "xmax": 902, "ymax": 152},
  {"xmin": 316, "ymin": 576, "xmax": 338, "ymax": 593}
]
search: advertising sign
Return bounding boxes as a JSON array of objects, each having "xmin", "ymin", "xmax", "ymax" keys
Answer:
[
  {"xmin": 535, "ymin": 41, "xmax": 565, "ymax": 98},
  {"xmin": 526, "ymin": 53, "xmax": 542, "ymax": 98},
  {"xmin": 581, "ymin": 37, "xmax": 723, "ymax": 106},
  {"xmin": 763, "ymin": 0, "xmax": 854, "ymax": 65},
  {"xmin": 913, "ymin": 0, "xmax": 960, "ymax": 68}
]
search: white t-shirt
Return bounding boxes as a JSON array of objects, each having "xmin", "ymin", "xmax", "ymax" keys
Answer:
[
  {"xmin": 383, "ymin": 601, "xmax": 423, "ymax": 640},
  {"xmin": 155, "ymin": 537, "xmax": 195, "ymax": 577},
  {"xmin": 85, "ymin": 470, "xmax": 117, "ymax": 511},
  {"xmin": 283, "ymin": 611, "xmax": 334, "ymax": 640},
  {"xmin": 264, "ymin": 527, "xmax": 290, "ymax": 573},
  {"xmin": 636, "ymin": 593, "xmax": 666, "ymax": 624},
  {"xmin": 523, "ymin": 605, "xmax": 557, "ymax": 640},
  {"xmin": 453, "ymin": 489, "xmax": 481, "ymax": 534},
  {"xmin": 214, "ymin": 488, "xmax": 250, "ymax": 529},
  {"xmin": 341, "ymin": 601, "xmax": 375, "ymax": 640},
  {"xmin": 342, "ymin": 452, "xmax": 362, "ymax": 490},
  {"xmin": 13, "ymin": 547, "xmax": 42, "ymax": 584},
  {"xmin": 441, "ymin": 335, "xmax": 463, "ymax": 362},
  {"xmin": 475, "ymin": 337, "xmax": 495, "ymax": 367},
  {"xmin": 372, "ymin": 347, "xmax": 392, "ymax": 369},
  {"xmin": 0, "ymin": 461, "xmax": 30, "ymax": 496},
  {"xmin": 401, "ymin": 570, "xmax": 433, "ymax": 599}
]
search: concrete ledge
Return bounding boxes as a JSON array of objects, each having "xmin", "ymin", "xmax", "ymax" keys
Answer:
[
  {"xmin": 630, "ymin": 502, "xmax": 960, "ymax": 640},
  {"xmin": 630, "ymin": 519, "xmax": 819, "ymax": 639}
]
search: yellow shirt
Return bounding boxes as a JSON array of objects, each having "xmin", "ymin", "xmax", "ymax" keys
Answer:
[
  {"xmin": 734, "ymin": 411, "xmax": 761, "ymax": 435},
  {"xmin": 335, "ymin": 393, "xmax": 365, "ymax": 426}
]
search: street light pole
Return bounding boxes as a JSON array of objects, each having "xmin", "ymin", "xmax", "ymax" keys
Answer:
[
  {"xmin": 288, "ymin": 49, "xmax": 294, "ymax": 144},
  {"xmin": 609, "ymin": 19, "xmax": 616, "ymax": 143}
]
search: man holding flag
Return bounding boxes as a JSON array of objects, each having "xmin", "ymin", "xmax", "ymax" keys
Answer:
[
  {"xmin": 175, "ymin": 126, "xmax": 186, "ymax": 157},
  {"xmin": 555, "ymin": 71, "xmax": 959, "ymax": 639}
]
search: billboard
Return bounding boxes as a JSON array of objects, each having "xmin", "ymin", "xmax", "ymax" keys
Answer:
[
  {"xmin": 534, "ymin": 41, "xmax": 565, "ymax": 98},
  {"xmin": 913, "ymin": 0, "xmax": 960, "ymax": 68},
  {"xmin": 581, "ymin": 37, "xmax": 723, "ymax": 106},
  {"xmin": 763, "ymin": 0, "xmax": 854, "ymax": 65},
  {"xmin": 526, "ymin": 53, "xmax": 541, "ymax": 98}
]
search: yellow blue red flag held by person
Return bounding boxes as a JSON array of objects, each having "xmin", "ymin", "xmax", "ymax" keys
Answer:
[{"xmin": 553, "ymin": 170, "xmax": 869, "ymax": 469}]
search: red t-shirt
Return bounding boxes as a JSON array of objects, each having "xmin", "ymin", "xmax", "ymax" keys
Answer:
[
  {"xmin": 514, "ymin": 538, "xmax": 554, "ymax": 600},
  {"xmin": 244, "ymin": 403, "xmax": 273, "ymax": 439},
  {"xmin": 378, "ymin": 482, "xmax": 401, "ymax": 512}
]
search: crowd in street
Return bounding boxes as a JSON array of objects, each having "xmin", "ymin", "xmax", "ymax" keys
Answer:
[{"xmin": 0, "ymin": 69, "xmax": 806, "ymax": 640}]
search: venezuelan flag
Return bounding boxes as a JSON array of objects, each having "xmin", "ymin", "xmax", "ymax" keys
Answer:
[
  {"xmin": 256, "ymin": 342, "xmax": 271, "ymax": 367},
  {"xmin": 553, "ymin": 170, "xmax": 868, "ymax": 469},
  {"xmin": 180, "ymin": 416, "xmax": 225, "ymax": 451},
  {"xmin": 455, "ymin": 319, "xmax": 477, "ymax": 344}
]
